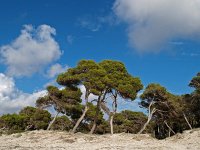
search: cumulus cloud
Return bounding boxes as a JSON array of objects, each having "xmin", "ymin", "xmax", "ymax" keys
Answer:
[
  {"xmin": 113, "ymin": 0, "xmax": 200, "ymax": 53},
  {"xmin": 79, "ymin": 85, "xmax": 98, "ymax": 104},
  {"xmin": 47, "ymin": 63, "xmax": 68, "ymax": 78},
  {"xmin": 0, "ymin": 24, "xmax": 62, "ymax": 77},
  {"xmin": 0, "ymin": 73, "xmax": 46, "ymax": 115}
]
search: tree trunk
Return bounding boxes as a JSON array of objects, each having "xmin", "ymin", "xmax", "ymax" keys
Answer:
[
  {"xmin": 138, "ymin": 102, "xmax": 156, "ymax": 134},
  {"xmin": 90, "ymin": 99, "xmax": 100, "ymax": 134},
  {"xmin": 72, "ymin": 104, "xmax": 89, "ymax": 133},
  {"xmin": 90, "ymin": 121, "xmax": 97, "ymax": 134},
  {"xmin": 100, "ymin": 101, "xmax": 112, "ymax": 134},
  {"xmin": 164, "ymin": 121, "xmax": 175, "ymax": 135},
  {"xmin": 100, "ymin": 98, "xmax": 116, "ymax": 135},
  {"xmin": 47, "ymin": 112, "xmax": 59, "ymax": 130},
  {"xmin": 72, "ymin": 91, "xmax": 89, "ymax": 133},
  {"xmin": 110, "ymin": 114, "xmax": 114, "ymax": 135},
  {"xmin": 168, "ymin": 129, "xmax": 171, "ymax": 137},
  {"xmin": 138, "ymin": 116, "xmax": 152, "ymax": 134},
  {"xmin": 109, "ymin": 92, "xmax": 117, "ymax": 135},
  {"xmin": 183, "ymin": 113, "xmax": 192, "ymax": 130}
]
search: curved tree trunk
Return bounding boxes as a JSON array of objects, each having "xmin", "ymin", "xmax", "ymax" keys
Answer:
[
  {"xmin": 138, "ymin": 117, "xmax": 151, "ymax": 134},
  {"xmin": 100, "ymin": 101, "xmax": 112, "ymax": 134},
  {"xmin": 72, "ymin": 105, "xmax": 89, "ymax": 133},
  {"xmin": 47, "ymin": 112, "xmax": 59, "ymax": 130},
  {"xmin": 90, "ymin": 90, "xmax": 108, "ymax": 134},
  {"xmin": 100, "ymin": 93, "xmax": 118, "ymax": 135},
  {"xmin": 138, "ymin": 102, "xmax": 156, "ymax": 134},
  {"xmin": 72, "ymin": 92, "xmax": 89, "ymax": 133}
]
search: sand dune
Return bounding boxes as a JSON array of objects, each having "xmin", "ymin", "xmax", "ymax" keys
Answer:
[{"xmin": 0, "ymin": 129, "xmax": 200, "ymax": 150}]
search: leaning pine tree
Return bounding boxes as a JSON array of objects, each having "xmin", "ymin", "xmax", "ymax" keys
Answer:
[
  {"xmin": 36, "ymin": 86, "xmax": 82, "ymax": 130},
  {"xmin": 57, "ymin": 60, "xmax": 107, "ymax": 133},
  {"xmin": 138, "ymin": 83, "xmax": 191, "ymax": 138}
]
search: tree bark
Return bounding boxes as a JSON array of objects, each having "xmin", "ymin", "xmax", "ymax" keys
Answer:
[
  {"xmin": 90, "ymin": 90, "xmax": 108, "ymax": 134},
  {"xmin": 164, "ymin": 121, "xmax": 175, "ymax": 135},
  {"xmin": 72, "ymin": 105, "xmax": 89, "ymax": 133},
  {"xmin": 47, "ymin": 112, "xmax": 59, "ymax": 130},
  {"xmin": 72, "ymin": 91, "xmax": 89, "ymax": 133},
  {"xmin": 110, "ymin": 114, "xmax": 114, "ymax": 135},
  {"xmin": 90, "ymin": 99, "xmax": 100, "ymax": 134},
  {"xmin": 138, "ymin": 114, "xmax": 152, "ymax": 134},
  {"xmin": 138, "ymin": 101, "xmax": 156, "ymax": 134},
  {"xmin": 183, "ymin": 113, "xmax": 192, "ymax": 130},
  {"xmin": 108, "ymin": 91, "xmax": 117, "ymax": 135},
  {"xmin": 90, "ymin": 120, "xmax": 97, "ymax": 134},
  {"xmin": 100, "ymin": 101, "xmax": 112, "ymax": 134},
  {"xmin": 100, "ymin": 101, "xmax": 110, "ymax": 115},
  {"xmin": 100, "ymin": 98, "xmax": 117, "ymax": 135}
]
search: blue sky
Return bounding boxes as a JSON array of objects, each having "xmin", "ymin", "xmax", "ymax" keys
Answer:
[{"xmin": 0, "ymin": 0, "xmax": 200, "ymax": 114}]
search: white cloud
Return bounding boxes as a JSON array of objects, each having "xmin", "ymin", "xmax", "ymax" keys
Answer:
[
  {"xmin": 0, "ymin": 73, "xmax": 46, "ymax": 115},
  {"xmin": 67, "ymin": 35, "xmax": 74, "ymax": 44},
  {"xmin": 116, "ymin": 98, "xmax": 144, "ymax": 113},
  {"xmin": 181, "ymin": 52, "xmax": 200, "ymax": 57},
  {"xmin": 0, "ymin": 73, "xmax": 16, "ymax": 101},
  {"xmin": 79, "ymin": 85, "xmax": 98, "ymax": 104},
  {"xmin": 113, "ymin": 0, "xmax": 200, "ymax": 53},
  {"xmin": 0, "ymin": 24, "xmax": 62, "ymax": 77},
  {"xmin": 78, "ymin": 16, "xmax": 102, "ymax": 32},
  {"xmin": 47, "ymin": 63, "xmax": 68, "ymax": 78}
]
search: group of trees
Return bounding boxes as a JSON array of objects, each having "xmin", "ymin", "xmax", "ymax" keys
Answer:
[
  {"xmin": 0, "ymin": 106, "xmax": 51, "ymax": 133},
  {"xmin": 0, "ymin": 59, "xmax": 200, "ymax": 139},
  {"xmin": 53, "ymin": 60, "xmax": 143, "ymax": 134}
]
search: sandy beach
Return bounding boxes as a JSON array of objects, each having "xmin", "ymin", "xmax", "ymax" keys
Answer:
[{"xmin": 0, "ymin": 129, "xmax": 200, "ymax": 150}]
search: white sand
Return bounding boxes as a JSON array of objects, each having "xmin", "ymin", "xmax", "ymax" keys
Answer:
[{"xmin": 0, "ymin": 129, "xmax": 200, "ymax": 150}]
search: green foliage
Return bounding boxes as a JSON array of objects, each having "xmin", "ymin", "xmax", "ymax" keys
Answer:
[
  {"xmin": 183, "ymin": 72, "xmax": 200, "ymax": 128},
  {"xmin": 19, "ymin": 106, "xmax": 51, "ymax": 130},
  {"xmin": 57, "ymin": 68, "xmax": 81, "ymax": 87},
  {"xmin": 189, "ymin": 72, "xmax": 200, "ymax": 90},
  {"xmin": 0, "ymin": 107, "xmax": 51, "ymax": 133},
  {"xmin": 85, "ymin": 102, "xmax": 104, "ymax": 124},
  {"xmin": 72, "ymin": 103, "xmax": 105, "ymax": 133},
  {"xmin": 57, "ymin": 60, "xmax": 107, "ymax": 96},
  {"xmin": 99, "ymin": 60, "xmax": 143, "ymax": 100},
  {"xmin": 3, "ymin": 60, "xmax": 200, "ymax": 139},
  {"xmin": 113, "ymin": 110, "xmax": 147, "ymax": 133},
  {"xmin": 95, "ymin": 120, "xmax": 110, "ymax": 134},
  {"xmin": 36, "ymin": 85, "xmax": 83, "ymax": 120},
  {"xmin": 140, "ymin": 83, "xmax": 189, "ymax": 139},
  {"xmin": 0, "ymin": 114, "xmax": 26, "ymax": 131},
  {"xmin": 51, "ymin": 116, "xmax": 72, "ymax": 131},
  {"xmin": 140, "ymin": 83, "xmax": 167, "ymax": 106}
]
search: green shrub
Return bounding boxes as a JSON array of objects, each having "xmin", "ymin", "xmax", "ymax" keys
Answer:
[
  {"xmin": 113, "ymin": 110, "xmax": 147, "ymax": 133},
  {"xmin": 51, "ymin": 116, "xmax": 72, "ymax": 131},
  {"xmin": 19, "ymin": 106, "xmax": 51, "ymax": 130},
  {"xmin": 0, "ymin": 114, "xmax": 26, "ymax": 131}
]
